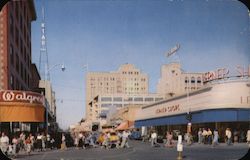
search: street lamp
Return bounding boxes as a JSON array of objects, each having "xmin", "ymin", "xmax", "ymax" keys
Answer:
[
  {"xmin": 44, "ymin": 63, "xmax": 66, "ymax": 133},
  {"xmin": 45, "ymin": 63, "xmax": 66, "ymax": 80}
]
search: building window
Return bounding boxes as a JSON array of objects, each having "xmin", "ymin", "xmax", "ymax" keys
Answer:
[
  {"xmin": 101, "ymin": 104, "xmax": 112, "ymax": 108},
  {"xmin": 145, "ymin": 97, "xmax": 154, "ymax": 102},
  {"xmin": 114, "ymin": 104, "xmax": 122, "ymax": 108},
  {"xmin": 155, "ymin": 98, "xmax": 163, "ymax": 101},
  {"xmin": 101, "ymin": 97, "xmax": 112, "ymax": 102},
  {"xmin": 15, "ymin": 27, "xmax": 19, "ymax": 47},
  {"xmin": 197, "ymin": 77, "xmax": 201, "ymax": 83},
  {"xmin": 113, "ymin": 97, "xmax": 122, "ymax": 102},
  {"xmin": 15, "ymin": 2, "xmax": 19, "ymax": 21},
  {"xmin": 20, "ymin": 62, "xmax": 23, "ymax": 79},
  {"xmin": 134, "ymin": 97, "xmax": 143, "ymax": 102},
  {"xmin": 10, "ymin": 45, "xmax": 14, "ymax": 64},
  {"xmin": 10, "ymin": 14, "xmax": 14, "ymax": 36},
  {"xmin": 185, "ymin": 77, "xmax": 189, "ymax": 83},
  {"xmin": 10, "ymin": 75, "xmax": 14, "ymax": 89},
  {"xmin": 15, "ymin": 53, "xmax": 19, "ymax": 72},
  {"xmin": 191, "ymin": 77, "xmax": 195, "ymax": 83}
]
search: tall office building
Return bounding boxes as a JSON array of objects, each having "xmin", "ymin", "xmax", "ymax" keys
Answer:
[
  {"xmin": 157, "ymin": 62, "xmax": 204, "ymax": 98},
  {"xmin": 85, "ymin": 64, "xmax": 149, "ymax": 120},
  {"xmin": 0, "ymin": 0, "xmax": 46, "ymax": 133},
  {"xmin": 0, "ymin": 0, "xmax": 36, "ymax": 90}
]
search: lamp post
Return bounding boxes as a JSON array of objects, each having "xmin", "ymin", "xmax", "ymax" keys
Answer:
[{"xmin": 44, "ymin": 63, "xmax": 65, "ymax": 133}]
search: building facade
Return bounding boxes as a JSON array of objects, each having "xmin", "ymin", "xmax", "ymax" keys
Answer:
[
  {"xmin": 0, "ymin": 0, "xmax": 47, "ymax": 133},
  {"xmin": 88, "ymin": 93, "xmax": 164, "ymax": 128},
  {"xmin": 0, "ymin": 0, "xmax": 36, "ymax": 91},
  {"xmin": 85, "ymin": 64, "xmax": 149, "ymax": 120},
  {"xmin": 157, "ymin": 62, "xmax": 204, "ymax": 99},
  {"xmin": 135, "ymin": 76, "xmax": 250, "ymax": 140}
]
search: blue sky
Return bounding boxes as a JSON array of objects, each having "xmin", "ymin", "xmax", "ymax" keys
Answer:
[{"xmin": 31, "ymin": 0, "xmax": 250, "ymax": 130}]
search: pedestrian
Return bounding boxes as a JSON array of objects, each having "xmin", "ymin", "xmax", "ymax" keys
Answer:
[
  {"xmin": 78, "ymin": 132, "xmax": 84, "ymax": 149},
  {"xmin": 74, "ymin": 134, "xmax": 79, "ymax": 149},
  {"xmin": 46, "ymin": 133, "xmax": 51, "ymax": 149},
  {"xmin": 29, "ymin": 133, "xmax": 35, "ymax": 151},
  {"xmin": 246, "ymin": 129, "xmax": 250, "ymax": 145},
  {"xmin": 50, "ymin": 137, "xmax": 55, "ymax": 149},
  {"xmin": 19, "ymin": 132, "xmax": 26, "ymax": 151},
  {"xmin": 233, "ymin": 130, "xmax": 238, "ymax": 143},
  {"xmin": 225, "ymin": 128, "xmax": 232, "ymax": 145},
  {"xmin": 25, "ymin": 136, "xmax": 32, "ymax": 155},
  {"xmin": 202, "ymin": 128, "xmax": 208, "ymax": 144},
  {"xmin": 101, "ymin": 132, "xmax": 109, "ymax": 149},
  {"xmin": 165, "ymin": 131, "xmax": 173, "ymax": 147},
  {"xmin": 185, "ymin": 132, "xmax": 193, "ymax": 145},
  {"xmin": 207, "ymin": 128, "xmax": 212, "ymax": 145},
  {"xmin": 120, "ymin": 130, "xmax": 130, "ymax": 148},
  {"xmin": 198, "ymin": 128, "xmax": 202, "ymax": 144},
  {"xmin": 0, "ymin": 132, "xmax": 9, "ymax": 155},
  {"xmin": 36, "ymin": 133, "xmax": 43, "ymax": 151},
  {"xmin": 150, "ymin": 130, "xmax": 158, "ymax": 147},
  {"xmin": 12, "ymin": 135, "xmax": 18, "ymax": 158},
  {"xmin": 61, "ymin": 133, "xmax": 67, "ymax": 150},
  {"xmin": 212, "ymin": 129, "xmax": 219, "ymax": 146},
  {"xmin": 41, "ymin": 133, "xmax": 46, "ymax": 151}
]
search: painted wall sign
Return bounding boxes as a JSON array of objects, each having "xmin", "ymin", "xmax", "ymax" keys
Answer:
[{"xmin": 155, "ymin": 104, "xmax": 180, "ymax": 114}]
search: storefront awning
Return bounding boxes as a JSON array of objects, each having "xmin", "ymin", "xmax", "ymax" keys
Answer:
[
  {"xmin": 0, "ymin": 105, "xmax": 44, "ymax": 122},
  {"xmin": 135, "ymin": 108, "xmax": 250, "ymax": 128},
  {"xmin": 0, "ymin": 90, "xmax": 45, "ymax": 122}
]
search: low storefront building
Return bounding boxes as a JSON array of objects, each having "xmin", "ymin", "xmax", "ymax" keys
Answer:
[
  {"xmin": 135, "ymin": 78, "xmax": 250, "ymax": 141},
  {"xmin": 0, "ymin": 90, "xmax": 45, "ymax": 133}
]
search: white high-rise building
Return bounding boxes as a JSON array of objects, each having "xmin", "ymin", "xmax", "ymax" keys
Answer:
[{"xmin": 157, "ymin": 62, "xmax": 204, "ymax": 98}]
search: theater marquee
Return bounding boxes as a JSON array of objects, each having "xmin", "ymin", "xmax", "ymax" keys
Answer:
[{"xmin": 0, "ymin": 90, "xmax": 45, "ymax": 122}]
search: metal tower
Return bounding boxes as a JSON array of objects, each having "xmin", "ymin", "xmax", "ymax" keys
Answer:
[{"xmin": 39, "ymin": 6, "xmax": 50, "ymax": 80}]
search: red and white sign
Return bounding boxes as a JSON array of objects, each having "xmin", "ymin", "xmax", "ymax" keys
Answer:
[
  {"xmin": 203, "ymin": 65, "xmax": 250, "ymax": 82},
  {"xmin": 0, "ymin": 90, "xmax": 45, "ymax": 105}
]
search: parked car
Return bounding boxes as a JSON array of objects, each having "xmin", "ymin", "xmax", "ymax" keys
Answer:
[{"xmin": 129, "ymin": 131, "xmax": 142, "ymax": 140}]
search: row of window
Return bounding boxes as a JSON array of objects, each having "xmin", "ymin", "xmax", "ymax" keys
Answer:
[
  {"xmin": 10, "ymin": 74, "xmax": 29, "ymax": 90},
  {"xmin": 122, "ymin": 71, "xmax": 139, "ymax": 75},
  {"xmin": 185, "ymin": 77, "xmax": 202, "ymax": 83},
  {"xmin": 9, "ymin": 2, "xmax": 31, "ymax": 64},
  {"xmin": 90, "ymin": 77, "xmax": 147, "ymax": 83},
  {"xmin": 10, "ymin": 44, "xmax": 31, "ymax": 86},
  {"xmin": 100, "ymin": 97, "xmax": 163, "ymax": 102}
]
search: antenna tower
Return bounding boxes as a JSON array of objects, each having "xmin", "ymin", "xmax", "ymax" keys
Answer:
[{"xmin": 39, "ymin": 6, "xmax": 50, "ymax": 80}]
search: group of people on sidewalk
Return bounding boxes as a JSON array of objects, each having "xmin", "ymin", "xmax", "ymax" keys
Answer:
[
  {"xmin": 149, "ymin": 128, "xmax": 250, "ymax": 148},
  {"xmin": 0, "ymin": 131, "xmax": 57, "ymax": 158},
  {"xmin": 72, "ymin": 130, "xmax": 131, "ymax": 150}
]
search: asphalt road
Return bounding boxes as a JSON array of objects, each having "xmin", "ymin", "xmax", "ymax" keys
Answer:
[{"xmin": 11, "ymin": 141, "xmax": 250, "ymax": 160}]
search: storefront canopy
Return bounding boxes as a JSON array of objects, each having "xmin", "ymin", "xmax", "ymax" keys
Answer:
[
  {"xmin": 0, "ymin": 90, "xmax": 45, "ymax": 122},
  {"xmin": 135, "ymin": 108, "xmax": 250, "ymax": 128}
]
